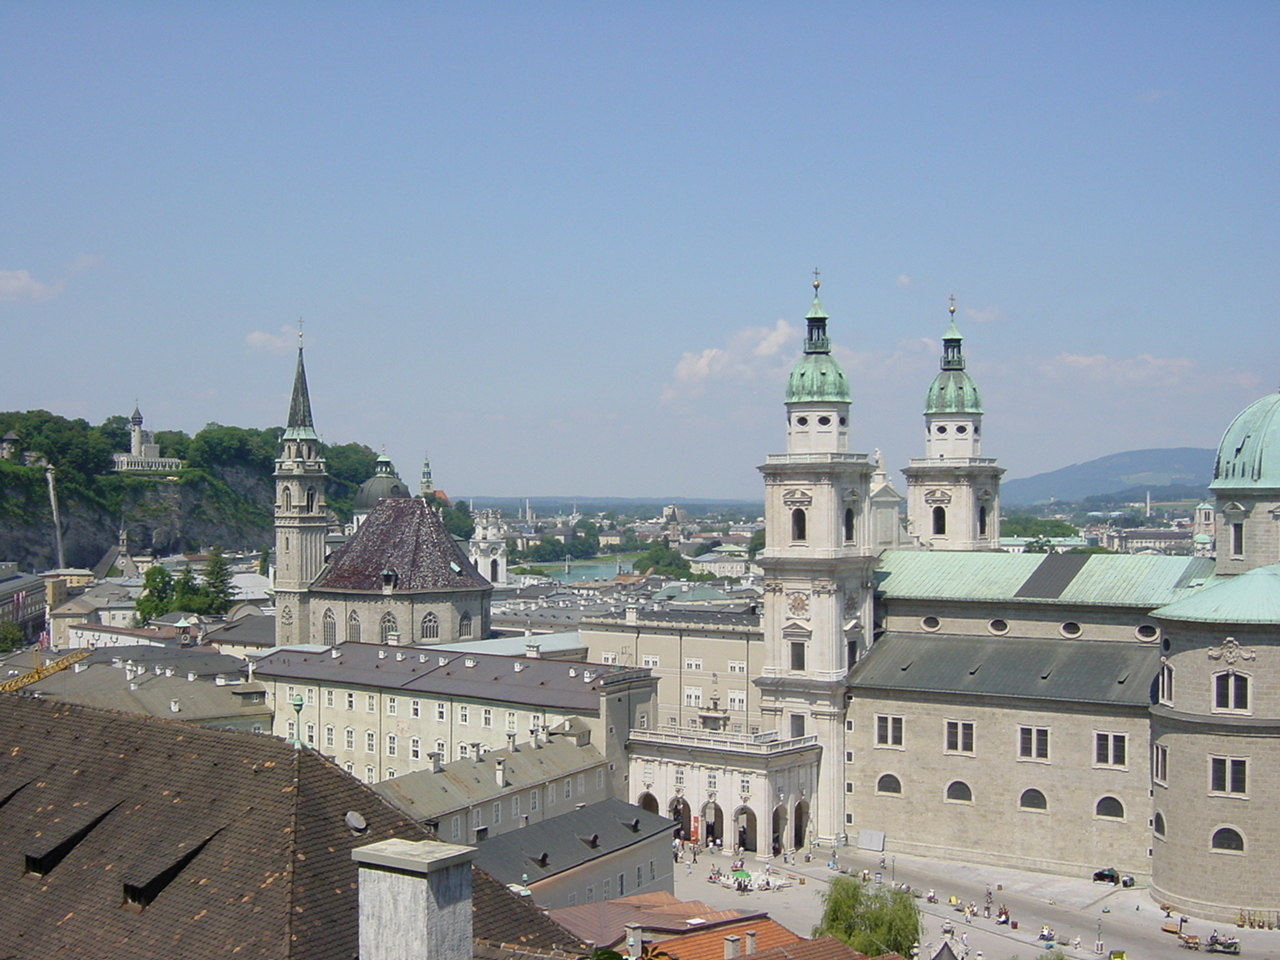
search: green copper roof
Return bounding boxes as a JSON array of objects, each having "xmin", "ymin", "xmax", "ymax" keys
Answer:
[
  {"xmin": 1210, "ymin": 391, "xmax": 1280, "ymax": 491},
  {"xmin": 1152, "ymin": 564, "xmax": 1280, "ymax": 624},
  {"xmin": 786, "ymin": 289, "xmax": 851, "ymax": 403},
  {"xmin": 925, "ymin": 316, "xmax": 982, "ymax": 414},
  {"xmin": 283, "ymin": 347, "xmax": 318, "ymax": 441}
]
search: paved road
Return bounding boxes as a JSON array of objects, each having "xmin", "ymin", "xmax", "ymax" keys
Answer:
[{"xmin": 672, "ymin": 847, "xmax": 1280, "ymax": 960}]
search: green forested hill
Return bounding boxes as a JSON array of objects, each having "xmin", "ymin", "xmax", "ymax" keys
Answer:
[{"xmin": 0, "ymin": 411, "xmax": 381, "ymax": 570}]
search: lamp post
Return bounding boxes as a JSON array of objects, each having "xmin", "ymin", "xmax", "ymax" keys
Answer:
[{"xmin": 891, "ymin": 855, "xmax": 896, "ymax": 884}]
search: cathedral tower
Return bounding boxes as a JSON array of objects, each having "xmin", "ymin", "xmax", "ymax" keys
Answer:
[
  {"xmin": 755, "ymin": 276, "xmax": 878, "ymax": 847},
  {"xmin": 274, "ymin": 338, "xmax": 329, "ymax": 644},
  {"xmin": 904, "ymin": 299, "xmax": 1003, "ymax": 549}
]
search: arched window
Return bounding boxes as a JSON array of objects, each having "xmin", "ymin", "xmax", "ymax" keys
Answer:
[
  {"xmin": 978, "ymin": 505, "xmax": 988, "ymax": 536},
  {"xmin": 459, "ymin": 612, "xmax": 473, "ymax": 639},
  {"xmin": 380, "ymin": 612, "xmax": 398, "ymax": 644},
  {"xmin": 791, "ymin": 508, "xmax": 807, "ymax": 542},
  {"xmin": 1154, "ymin": 811, "xmax": 1166, "ymax": 836},
  {"xmin": 1096, "ymin": 796, "xmax": 1125, "ymax": 819},
  {"xmin": 844, "ymin": 507, "xmax": 854, "ymax": 542},
  {"xmin": 1158, "ymin": 663, "xmax": 1174, "ymax": 704},
  {"xmin": 1019, "ymin": 788, "xmax": 1047, "ymax": 810},
  {"xmin": 490, "ymin": 559, "xmax": 499, "ymax": 581},
  {"xmin": 347, "ymin": 611, "xmax": 361, "ymax": 643},
  {"xmin": 322, "ymin": 608, "xmax": 336, "ymax": 645},
  {"xmin": 932, "ymin": 505, "xmax": 947, "ymax": 535},
  {"xmin": 282, "ymin": 486, "xmax": 293, "ymax": 511},
  {"xmin": 305, "ymin": 485, "xmax": 316, "ymax": 512},
  {"xmin": 945, "ymin": 780, "xmax": 972, "ymax": 802},
  {"xmin": 1212, "ymin": 827, "xmax": 1244, "ymax": 852},
  {"xmin": 280, "ymin": 605, "xmax": 293, "ymax": 626},
  {"xmin": 421, "ymin": 612, "xmax": 439, "ymax": 640},
  {"xmin": 877, "ymin": 774, "xmax": 902, "ymax": 794},
  {"xmin": 1214, "ymin": 672, "xmax": 1249, "ymax": 711}
]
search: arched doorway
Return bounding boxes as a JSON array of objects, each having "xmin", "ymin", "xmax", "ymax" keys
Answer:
[
  {"xmin": 669, "ymin": 797, "xmax": 691, "ymax": 841},
  {"xmin": 638, "ymin": 792, "xmax": 659, "ymax": 815},
  {"xmin": 793, "ymin": 800, "xmax": 810, "ymax": 850},
  {"xmin": 701, "ymin": 801, "xmax": 724, "ymax": 846},
  {"xmin": 771, "ymin": 805, "xmax": 788, "ymax": 857},
  {"xmin": 733, "ymin": 806, "xmax": 757, "ymax": 853}
]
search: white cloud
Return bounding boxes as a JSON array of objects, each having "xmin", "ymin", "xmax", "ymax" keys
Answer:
[
  {"xmin": 245, "ymin": 325, "xmax": 300, "ymax": 355},
  {"xmin": 964, "ymin": 306, "xmax": 1008, "ymax": 323},
  {"xmin": 0, "ymin": 269, "xmax": 63, "ymax": 302},
  {"xmin": 896, "ymin": 275, "xmax": 912, "ymax": 288},
  {"xmin": 661, "ymin": 320, "xmax": 800, "ymax": 401},
  {"xmin": 1039, "ymin": 352, "xmax": 1195, "ymax": 384}
]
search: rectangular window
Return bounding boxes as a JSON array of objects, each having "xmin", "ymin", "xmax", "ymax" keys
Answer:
[
  {"xmin": 345, "ymin": 727, "xmax": 354, "ymax": 750},
  {"xmin": 530, "ymin": 789, "xmax": 539, "ymax": 812},
  {"xmin": 1095, "ymin": 732, "xmax": 1127, "ymax": 767},
  {"xmin": 740, "ymin": 777, "xmax": 751, "ymax": 795},
  {"xmin": 451, "ymin": 815, "xmax": 461, "ymax": 840},
  {"xmin": 366, "ymin": 694, "xmax": 376, "ymax": 713},
  {"xmin": 483, "ymin": 708, "xmax": 493, "ymax": 728},
  {"xmin": 513, "ymin": 794, "xmax": 520, "ymax": 817},
  {"xmin": 1214, "ymin": 673, "xmax": 1250, "ymax": 711},
  {"xmin": 601, "ymin": 651, "xmax": 618, "ymax": 665},
  {"xmin": 586, "ymin": 886, "xmax": 595, "ymax": 904},
  {"xmin": 790, "ymin": 641, "xmax": 806, "ymax": 671},
  {"xmin": 548, "ymin": 783, "xmax": 556, "ymax": 806},
  {"xmin": 386, "ymin": 735, "xmax": 397, "ymax": 757},
  {"xmin": 1019, "ymin": 726, "xmax": 1050, "ymax": 760},
  {"xmin": 639, "ymin": 712, "xmax": 648, "ymax": 729},
  {"xmin": 459, "ymin": 705, "xmax": 469, "ymax": 725},
  {"xmin": 1232, "ymin": 521, "xmax": 1244, "ymax": 557},
  {"xmin": 876, "ymin": 715, "xmax": 904, "ymax": 747},
  {"xmin": 642, "ymin": 654, "xmax": 660, "ymax": 668},
  {"xmin": 493, "ymin": 802, "xmax": 501, "ymax": 825},
  {"xmin": 1211, "ymin": 756, "xmax": 1248, "ymax": 795},
  {"xmin": 1153, "ymin": 743, "xmax": 1168, "ymax": 784},
  {"xmin": 728, "ymin": 660, "xmax": 747, "ymax": 674},
  {"xmin": 436, "ymin": 702, "xmax": 446, "ymax": 721},
  {"xmin": 790, "ymin": 714, "xmax": 805, "ymax": 738},
  {"xmin": 387, "ymin": 696, "xmax": 397, "ymax": 716},
  {"xmin": 603, "ymin": 877, "xmax": 612, "ymax": 899},
  {"xmin": 564, "ymin": 779, "xmax": 572, "ymax": 800},
  {"xmin": 578, "ymin": 774, "xmax": 586, "ymax": 795},
  {"xmin": 346, "ymin": 692, "xmax": 355, "ymax": 711},
  {"xmin": 286, "ymin": 719, "xmax": 296, "ymax": 740},
  {"xmin": 707, "ymin": 771, "xmax": 717, "ymax": 791},
  {"xmin": 306, "ymin": 687, "xmax": 315, "ymax": 705},
  {"xmin": 649, "ymin": 859, "xmax": 656, "ymax": 880},
  {"xmin": 411, "ymin": 699, "xmax": 421, "ymax": 718},
  {"xmin": 287, "ymin": 685, "xmax": 296, "ymax": 701},
  {"xmin": 411, "ymin": 737, "xmax": 420, "ymax": 760},
  {"xmin": 643, "ymin": 762, "xmax": 654, "ymax": 781},
  {"xmin": 326, "ymin": 689, "xmax": 335, "ymax": 708},
  {"xmin": 597, "ymin": 768, "xmax": 605, "ymax": 790},
  {"xmin": 845, "ymin": 751, "xmax": 853, "ymax": 763},
  {"xmin": 472, "ymin": 808, "xmax": 482, "ymax": 829},
  {"xmin": 366, "ymin": 730, "xmax": 376, "ymax": 753},
  {"xmin": 845, "ymin": 781, "xmax": 853, "ymax": 793},
  {"xmin": 506, "ymin": 711, "xmax": 518, "ymax": 731},
  {"xmin": 946, "ymin": 720, "xmax": 975, "ymax": 754},
  {"xmin": 386, "ymin": 768, "xmax": 395, "ymax": 779},
  {"xmin": 684, "ymin": 686, "xmax": 703, "ymax": 706},
  {"xmin": 325, "ymin": 725, "xmax": 335, "ymax": 748},
  {"xmin": 685, "ymin": 658, "xmax": 703, "ymax": 671},
  {"xmin": 728, "ymin": 690, "xmax": 747, "ymax": 711},
  {"xmin": 1159, "ymin": 664, "xmax": 1174, "ymax": 705},
  {"xmin": 674, "ymin": 766, "xmax": 685, "ymax": 786}
]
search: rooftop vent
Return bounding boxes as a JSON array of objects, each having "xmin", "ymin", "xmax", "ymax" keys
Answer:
[
  {"xmin": 170, "ymin": 699, "xmax": 180, "ymax": 713},
  {"xmin": 514, "ymin": 662, "xmax": 524, "ymax": 673},
  {"xmin": 449, "ymin": 561, "xmax": 462, "ymax": 574},
  {"xmin": 438, "ymin": 656, "xmax": 448, "ymax": 665},
  {"xmin": 186, "ymin": 671, "xmax": 196, "ymax": 682},
  {"xmin": 330, "ymin": 647, "xmax": 341, "ymax": 659},
  {"xmin": 465, "ymin": 657, "xmax": 476, "ymax": 668},
  {"xmin": 568, "ymin": 668, "xmax": 577, "ymax": 677},
  {"xmin": 215, "ymin": 675, "xmax": 226, "ymax": 686},
  {"xmin": 378, "ymin": 650, "xmax": 387, "ymax": 659},
  {"xmin": 396, "ymin": 652, "xmax": 405, "ymax": 661},
  {"xmin": 345, "ymin": 810, "xmax": 368, "ymax": 836},
  {"xmin": 419, "ymin": 653, "xmax": 428, "ymax": 663}
]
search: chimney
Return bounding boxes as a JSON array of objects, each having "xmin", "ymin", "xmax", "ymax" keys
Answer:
[
  {"xmin": 525, "ymin": 642, "xmax": 540, "ymax": 659},
  {"xmin": 471, "ymin": 742, "xmax": 482, "ymax": 760},
  {"xmin": 353, "ymin": 838, "xmax": 475, "ymax": 960},
  {"xmin": 625, "ymin": 923, "xmax": 646, "ymax": 960},
  {"xmin": 331, "ymin": 647, "xmax": 341, "ymax": 659},
  {"xmin": 187, "ymin": 671, "xmax": 196, "ymax": 682},
  {"xmin": 530, "ymin": 727, "xmax": 542, "ymax": 749},
  {"xmin": 745, "ymin": 931, "xmax": 757, "ymax": 955},
  {"xmin": 506, "ymin": 732, "xmax": 517, "ymax": 751},
  {"xmin": 494, "ymin": 757, "xmax": 506, "ymax": 787},
  {"xmin": 429, "ymin": 751, "xmax": 444, "ymax": 774},
  {"xmin": 215, "ymin": 675, "xmax": 227, "ymax": 686},
  {"xmin": 724, "ymin": 936, "xmax": 741, "ymax": 960},
  {"xmin": 169, "ymin": 699, "xmax": 180, "ymax": 713},
  {"xmin": 625, "ymin": 603, "xmax": 638, "ymax": 625}
]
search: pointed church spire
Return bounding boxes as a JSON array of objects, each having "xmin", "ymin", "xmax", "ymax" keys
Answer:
[{"xmin": 284, "ymin": 330, "xmax": 318, "ymax": 440}]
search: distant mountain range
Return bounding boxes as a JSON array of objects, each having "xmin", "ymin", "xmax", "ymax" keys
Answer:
[
  {"xmin": 1002, "ymin": 448, "xmax": 1216, "ymax": 506},
  {"xmin": 464, "ymin": 496, "xmax": 765, "ymax": 519}
]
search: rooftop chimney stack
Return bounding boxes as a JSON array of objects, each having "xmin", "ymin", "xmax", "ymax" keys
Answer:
[
  {"xmin": 724, "ymin": 936, "xmax": 742, "ymax": 960},
  {"xmin": 353, "ymin": 838, "xmax": 475, "ymax": 960},
  {"xmin": 506, "ymin": 731, "xmax": 518, "ymax": 751},
  {"xmin": 745, "ymin": 931, "xmax": 757, "ymax": 955},
  {"xmin": 429, "ymin": 751, "xmax": 444, "ymax": 774},
  {"xmin": 494, "ymin": 757, "xmax": 506, "ymax": 787}
]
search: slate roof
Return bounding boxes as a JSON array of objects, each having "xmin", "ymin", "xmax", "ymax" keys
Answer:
[
  {"xmin": 253, "ymin": 643, "xmax": 636, "ymax": 713},
  {"xmin": 1152, "ymin": 564, "xmax": 1280, "ymax": 624},
  {"xmin": 311, "ymin": 496, "xmax": 491, "ymax": 593},
  {"xmin": 206, "ymin": 611, "xmax": 280, "ymax": 648},
  {"xmin": 550, "ymin": 890, "xmax": 765, "ymax": 949},
  {"xmin": 0, "ymin": 696, "xmax": 577, "ymax": 960},
  {"xmin": 470, "ymin": 798, "xmax": 674, "ymax": 886},
  {"xmin": 848, "ymin": 633, "xmax": 1159, "ymax": 706},
  {"xmin": 876, "ymin": 550, "xmax": 1215, "ymax": 609},
  {"xmin": 430, "ymin": 631, "xmax": 588, "ymax": 658},
  {"xmin": 375, "ymin": 730, "xmax": 606, "ymax": 821}
]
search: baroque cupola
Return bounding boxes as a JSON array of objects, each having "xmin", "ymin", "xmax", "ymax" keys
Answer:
[{"xmin": 784, "ymin": 272, "xmax": 850, "ymax": 454}]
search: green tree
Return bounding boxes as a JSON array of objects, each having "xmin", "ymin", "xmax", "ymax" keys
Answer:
[
  {"xmin": 258, "ymin": 547, "xmax": 270, "ymax": 576},
  {"xmin": 135, "ymin": 565, "xmax": 174, "ymax": 624},
  {"xmin": 633, "ymin": 539, "xmax": 692, "ymax": 578},
  {"xmin": 1024, "ymin": 536, "xmax": 1056, "ymax": 554},
  {"xmin": 172, "ymin": 564, "xmax": 203, "ymax": 614},
  {"xmin": 153, "ymin": 429, "xmax": 192, "ymax": 460},
  {"xmin": 813, "ymin": 875, "xmax": 921, "ymax": 958},
  {"xmin": 748, "ymin": 528, "xmax": 766, "ymax": 559},
  {"xmin": 1001, "ymin": 515, "xmax": 1079, "ymax": 538},
  {"xmin": 201, "ymin": 546, "xmax": 237, "ymax": 614},
  {"xmin": 439, "ymin": 499, "xmax": 475, "ymax": 541},
  {"xmin": 98, "ymin": 414, "xmax": 132, "ymax": 452},
  {"xmin": 0, "ymin": 621, "xmax": 26, "ymax": 652}
]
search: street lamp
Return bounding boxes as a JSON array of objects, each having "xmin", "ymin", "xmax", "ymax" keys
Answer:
[{"xmin": 891, "ymin": 855, "xmax": 896, "ymax": 884}]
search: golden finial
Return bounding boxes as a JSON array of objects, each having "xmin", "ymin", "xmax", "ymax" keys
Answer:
[
  {"xmin": 297, "ymin": 317, "xmax": 305, "ymax": 345},
  {"xmin": 812, "ymin": 268, "xmax": 820, "ymax": 292},
  {"xmin": 948, "ymin": 294, "xmax": 956, "ymax": 316}
]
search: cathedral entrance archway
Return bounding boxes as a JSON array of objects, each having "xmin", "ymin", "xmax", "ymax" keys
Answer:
[
  {"xmin": 638, "ymin": 792, "xmax": 659, "ymax": 815},
  {"xmin": 701, "ymin": 801, "xmax": 724, "ymax": 846},
  {"xmin": 771, "ymin": 805, "xmax": 788, "ymax": 857},
  {"xmin": 793, "ymin": 800, "xmax": 810, "ymax": 850},
  {"xmin": 733, "ymin": 806, "xmax": 757, "ymax": 853},
  {"xmin": 669, "ymin": 797, "xmax": 691, "ymax": 840}
]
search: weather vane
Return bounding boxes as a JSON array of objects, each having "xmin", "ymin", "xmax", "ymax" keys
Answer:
[
  {"xmin": 297, "ymin": 317, "xmax": 305, "ymax": 345},
  {"xmin": 948, "ymin": 294, "xmax": 956, "ymax": 316},
  {"xmin": 812, "ymin": 267, "xmax": 820, "ymax": 291}
]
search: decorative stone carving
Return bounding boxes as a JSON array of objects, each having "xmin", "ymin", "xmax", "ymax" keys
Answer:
[
  {"xmin": 787, "ymin": 592, "xmax": 810, "ymax": 619},
  {"xmin": 924, "ymin": 489, "xmax": 953, "ymax": 505},
  {"xmin": 1207, "ymin": 636, "xmax": 1257, "ymax": 664},
  {"xmin": 812, "ymin": 579, "xmax": 837, "ymax": 595},
  {"xmin": 782, "ymin": 489, "xmax": 813, "ymax": 507}
]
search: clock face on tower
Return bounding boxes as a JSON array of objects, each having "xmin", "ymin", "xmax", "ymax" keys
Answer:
[{"xmin": 787, "ymin": 591, "xmax": 810, "ymax": 619}]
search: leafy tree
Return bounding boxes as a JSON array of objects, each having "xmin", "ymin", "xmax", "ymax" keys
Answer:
[
  {"xmin": 440, "ymin": 499, "xmax": 475, "ymax": 541},
  {"xmin": 813, "ymin": 875, "xmax": 921, "ymax": 958},
  {"xmin": 135, "ymin": 565, "xmax": 174, "ymax": 624},
  {"xmin": 1024, "ymin": 536, "xmax": 1056, "ymax": 554},
  {"xmin": 98, "ymin": 414, "xmax": 132, "ymax": 452},
  {"xmin": 201, "ymin": 546, "xmax": 237, "ymax": 614},
  {"xmin": 323, "ymin": 441, "xmax": 380, "ymax": 520},
  {"xmin": 1002, "ymin": 515, "xmax": 1079, "ymax": 538},
  {"xmin": 171, "ymin": 564, "xmax": 203, "ymax": 614},
  {"xmin": 153, "ymin": 429, "xmax": 192, "ymax": 460},
  {"xmin": 579, "ymin": 944, "xmax": 670, "ymax": 960},
  {"xmin": 0, "ymin": 621, "xmax": 25, "ymax": 652},
  {"xmin": 258, "ymin": 547, "xmax": 271, "ymax": 576},
  {"xmin": 748, "ymin": 528, "xmax": 766, "ymax": 559},
  {"xmin": 633, "ymin": 539, "xmax": 692, "ymax": 579},
  {"xmin": 1066, "ymin": 545, "xmax": 1115, "ymax": 554}
]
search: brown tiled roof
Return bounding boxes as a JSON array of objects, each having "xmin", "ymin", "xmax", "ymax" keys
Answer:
[
  {"xmin": 750, "ymin": 937, "xmax": 873, "ymax": 960},
  {"xmin": 0, "ymin": 695, "xmax": 578, "ymax": 960},
  {"xmin": 550, "ymin": 890, "xmax": 763, "ymax": 948},
  {"xmin": 660, "ymin": 919, "xmax": 803, "ymax": 960},
  {"xmin": 312, "ymin": 497, "xmax": 491, "ymax": 593}
]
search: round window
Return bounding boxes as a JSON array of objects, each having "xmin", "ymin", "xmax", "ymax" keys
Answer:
[
  {"xmin": 936, "ymin": 425, "xmax": 948, "ymax": 434},
  {"xmin": 1060, "ymin": 621, "xmax": 1082, "ymax": 638},
  {"xmin": 988, "ymin": 619, "xmax": 1009, "ymax": 635},
  {"xmin": 956, "ymin": 425, "xmax": 968, "ymax": 434},
  {"xmin": 1136, "ymin": 624, "xmax": 1160, "ymax": 642},
  {"xmin": 921, "ymin": 616, "xmax": 941, "ymax": 632},
  {"xmin": 795, "ymin": 416, "xmax": 808, "ymax": 426},
  {"xmin": 818, "ymin": 416, "xmax": 831, "ymax": 426}
]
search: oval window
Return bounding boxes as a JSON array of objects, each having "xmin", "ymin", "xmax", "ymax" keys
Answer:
[
  {"xmin": 1136, "ymin": 624, "xmax": 1159, "ymax": 641},
  {"xmin": 921, "ymin": 616, "xmax": 941, "ymax": 632},
  {"xmin": 1060, "ymin": 621, "xmax": 1082, "ymax": 638},
  {"xmin": 956, "ymin": 425, "xmax": 968, "ymax": 435},
  {"xmin": 936, "ymin": 425, "xmax": 948, "ymax": 434},
  {"xmin": 795, "ymin": 416, "xmax": 808, "ymax": 426},
  {"xmin": 818, "ymin": 415, "xmax": 831, "ymax": 426},
  {"xmin": 839, "ymin": 416, "xmax": 847, "ymax": 426},
  {"xmin": 988, "ymin": 619, "xmax": 1009, "ymax": 636}
]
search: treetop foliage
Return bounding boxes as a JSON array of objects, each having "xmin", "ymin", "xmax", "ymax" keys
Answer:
[{"xmin": 812, "ymin": 875, "xmax": 922, "ymax": 958}]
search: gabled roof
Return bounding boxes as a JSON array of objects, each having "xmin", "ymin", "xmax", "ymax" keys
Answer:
[
  {"xmin": 876, "ymin": 550, "xmax": 1215, "ymax": 609},
  {"xmin": 848, "ymin": 633, "xmax": 1159, "ymax": 706},
  {"xmin": 661, "ymin": 919, "xmax": 805, "ymax": 960},
  {"xmin": 311, "ymin": 497, "xmax": 491, "ymax": 593},
  {"xmin": 470, "ymin": 798, "xmax": 673, "ymax": 886},
  {"xmin": 550, "ymin": 891, "xmax": 764, "ymax": 948},
  {"xmin": 0, "ymin": 696, "xmax": 577, "ymax": 959}
]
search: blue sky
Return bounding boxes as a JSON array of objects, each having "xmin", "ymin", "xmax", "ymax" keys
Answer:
[{"xmin": 3, "ymin": 3, "xmax": 1277, "ymax": 499}]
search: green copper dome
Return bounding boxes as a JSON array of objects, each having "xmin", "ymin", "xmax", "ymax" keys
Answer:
[
  {"xmin": 785, "ymin": 288, "xmax": 851, "ymax": 404},
  {"xmin": 1211, "ymin": 391, "xmax": 1280, "ymax": 491},
  {"xmin": 924, "ymin": 318, "xmax": 982, "ymax": 415}
]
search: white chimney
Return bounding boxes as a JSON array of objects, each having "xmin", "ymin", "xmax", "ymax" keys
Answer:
[
  {"xmin": 724, "ymin": 936, "xmax": 741, "ymax": 960},
  {"xmin": 396, "ymin": 652, "xmax": 405, "ymax": 661},
  {"xmin": 525, "ymin": 642, "xmax": 540, "ymax": 659},
  {"xmin": 429, "ymin": 751, "xmax": 444, "ymax": 773},
  {"xmin": 745, "ymin": 931, "xmax": 757, "ymax": 955},
  {"xmin": 331, "ymin": 647, "xmax": 341, "ymax": 659},
  {"xmin": 378, "ymin": 649, "xmax": 387, "ymax": 659},
  {"xmin": 169, "ymin": 699, "xmax": 180, "ymax": 713},
  {"xmin": 353, "ymin": 838, "xmax": 475, "ymax": 960},
  {"xmin": 215, "ymin": 675, "xmax": 226, "ymax": 686},
  {"xmin": 187, "ymin": 671, "xmax": 196, "ymax": 682},
  {"xmin": 494, "ymin": 757, "xmax": 506, "ymax": 787},
  {"xmin": 625, "ymin": 603, "xmax": 638, "ymax": 625}
]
